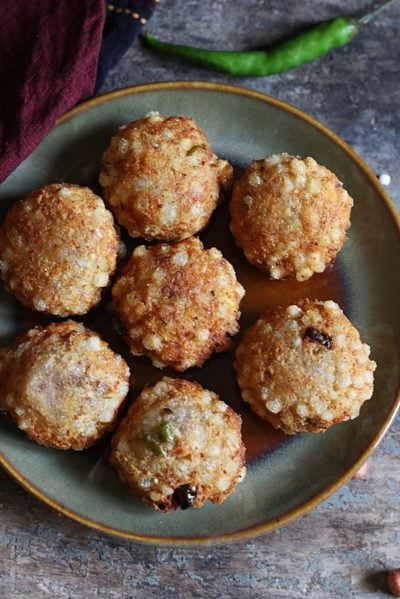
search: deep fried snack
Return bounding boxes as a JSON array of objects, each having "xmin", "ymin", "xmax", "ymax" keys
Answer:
[
  {"xmin": 0, "ymin": 183, "xmax": 119, "ymax": 316},
  {"xmin": 99, "ymin": 113, "xmax": 233, "ymax": 241},
  {"xmin": 230, "ymin": 154, "xmax": 353, "ymax": 281},
  {"xmin": 235, "ymin": 300, "xmax": 376, "ymax": 434},
  {"xmin": 0, "ymin": 321, "xmax": 130, "ymax": 449},
  {"xmin": 112, "ymin": 237, "xmax": 245, "ymax": 371},
  {"xmin": 110, "ymin": 377, "xmax": 246, "ymax": 511}
]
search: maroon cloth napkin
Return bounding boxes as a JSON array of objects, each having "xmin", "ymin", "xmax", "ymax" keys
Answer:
[{"xmin": 0, "ymin": 1, "xmax": 105, "ymax": 183}]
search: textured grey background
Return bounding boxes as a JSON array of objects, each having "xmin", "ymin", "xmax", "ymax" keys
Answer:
[{"xmin": 1, "ymin": 1, "xmax": 400, "ymax": 598}]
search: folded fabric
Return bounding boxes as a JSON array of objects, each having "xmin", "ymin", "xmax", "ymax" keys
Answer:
[
  {"xmin": 0, "ymin": 0, "xmax": 157, "ymax": 183},
  {"xmin": 97, "ymin": 0, "xmax": 158, "ymax": 91}
]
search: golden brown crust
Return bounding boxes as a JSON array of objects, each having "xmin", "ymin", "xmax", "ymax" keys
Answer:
[
  {"xmin": 0, "ymin": 183, "xmax": 119, "ymax": 316},
  {"xmin": 112, "ymin": 237, "xmax": 245, "ymax": 371},
  {"xmin": 230, "ymin": 154, "xmax": 353, "ymax": 281},
  {"xmin": 1, "ymin": 321, "xmax": 130, "ymax": 450},
  {"xmin": 235, "ymin": 300, "xmax": 376, "ymax": 434},
  {"xmin": 99, "ymin": 113, "xmax": 233, "ymax": 241},
  {"xmin": 110, "ymin": 376, "xmax": 246, "ymax": 511}
]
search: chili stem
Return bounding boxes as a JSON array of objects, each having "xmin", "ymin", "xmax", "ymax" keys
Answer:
[{"xmin": 357, "ymin": 0, "xmax": 399, "ymax": 25}]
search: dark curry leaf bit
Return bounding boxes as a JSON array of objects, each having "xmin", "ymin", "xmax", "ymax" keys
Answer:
[
  {"xmin": 172, "ymin": 484, "xmax": 197, "ymax": 510},
  {"xmin": 144, "ymin": 0, "xmax": 398, "ymax": 77},
  {"xmin": 303, "ymin": 327, "xmax": 333, "ymax": 349}
]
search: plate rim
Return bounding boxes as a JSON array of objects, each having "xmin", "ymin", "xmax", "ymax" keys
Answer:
[{"xmin": 1, "ymin": 80, "xmax": 399, "ymax": 546}]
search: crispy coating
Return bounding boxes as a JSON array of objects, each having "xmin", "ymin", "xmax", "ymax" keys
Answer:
[
  {"xmin": 0, "ymin": 321, "xmax": 130, "ymax": 450},
  {"xmin": 0, "ymin": 183, "xmax": 119, "ymax": 316},
  {"xmin": 230, "ymin": 154, "xmax": 353, "ymax": 281},
  {"xmin": 99, "ymin": 113, "xmax": 233, "ymax": 241},
  {"xmin": 235, "ymin": 300, "xmax": 376, "ymax": 434},
  {"xmin": 112, "ymin": 237, "xmax": 245, "ymax": 371},
  {"xmin": 110, "ymin": 377, "xmax": 246, "ymax": 511}
]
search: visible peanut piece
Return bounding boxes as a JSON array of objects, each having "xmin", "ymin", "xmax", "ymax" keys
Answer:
[
  {"xmin": 388, "ymin": 569, "xmax": 400, "ymax": 597},
  {"xmin": 353, "ymin": 460, "xmax": 368, "ymax": 479}
]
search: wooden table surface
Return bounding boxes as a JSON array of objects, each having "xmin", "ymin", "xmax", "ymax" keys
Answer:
[{"xmin": 1, "ymin": 1, "xmax": 399, "ymax": 597}]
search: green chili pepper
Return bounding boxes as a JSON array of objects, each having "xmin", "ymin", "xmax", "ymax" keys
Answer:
[
  {"xmin": 145, "ymin": 436, "xmax": 165, "ymax": 456},
  {"xmin": 146, "ymin": 419, "xmax": 175, "ymax": 455},
  {"xmin": 144, "ymin": 0, "xmax": 398, "ymax": 77},
  {"xmin": 158, "ymin": 419, "xmax": 175, "ymax": 444}
]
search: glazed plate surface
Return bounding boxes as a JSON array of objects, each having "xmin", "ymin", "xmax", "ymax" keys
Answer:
[{"xmin": 0, "ymin": 82, "xmax": 399, "ymax": 545}]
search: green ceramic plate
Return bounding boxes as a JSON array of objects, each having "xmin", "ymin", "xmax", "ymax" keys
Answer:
[{"xmin": 0, "ymin": 82, "xmax": 399, "ymax": 546}]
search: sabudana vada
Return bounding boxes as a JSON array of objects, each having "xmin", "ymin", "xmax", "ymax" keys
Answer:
[
  {"xmin": 110, "ymin": 377, "xmax": 246, "ymax": 511},
  {"xmin": 230, "ymin": 154, "xmax": 353, "ymax": 281},
  {"xmin": 0, "ymin": 183, "xmax": 119, "ymax": 316},
  {"xmin": 235, "ymin": 299, "xmax": 376, "ymax": 434},
  {"xmin": 99, "ymin": 113, "xmax": 233, "ymax": 241},
  {"xmin": 0, "ymin": 320, "xmax": 130, "ymax": 450},
  {"xmin": 112, "ymin": 237, "xmax": 245, "ymax": 371}
]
